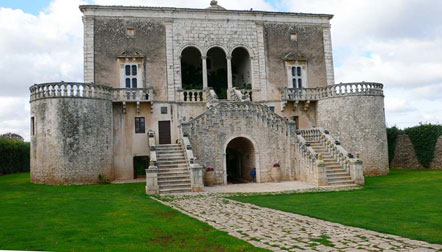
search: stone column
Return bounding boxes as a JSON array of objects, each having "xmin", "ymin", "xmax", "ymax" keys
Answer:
[
  {"xmin": 226, "ymin": 56, "xmax": 233, "ymax": 100},
  {"xmin": 190, "ymin": 164, "xmax": 204, "ymax": 192},
  {"xmin": 145, "ymin": 167, "xmax": 159, "ymax": 195},
  {"xmin": 350, "ymin": 158, "xmax": 365, "ymax": 185},
  {"xmin": 202, "ymin": 56, "xmax": 208, "ymax": 89},
  {"xmin": 315, "ymin": 156, "xmax": 328, "ymax": 186}
]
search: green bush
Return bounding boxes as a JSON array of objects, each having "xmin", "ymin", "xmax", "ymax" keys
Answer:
[
  {"xmin": 386, "ymin": 126, "xmax": 402, "ymax": 164},
  {"xmin": 0, "ymin": 137, "xmax": 30, "ymax": 175},
  {"xmin": 403, "ymin": 123, "xmax": 442, "ymax": 168}
]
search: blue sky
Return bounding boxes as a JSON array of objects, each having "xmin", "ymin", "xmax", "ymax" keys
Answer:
[{"xmin": 0, "ymin": 0, "xmax": 441, "ymax": 140}]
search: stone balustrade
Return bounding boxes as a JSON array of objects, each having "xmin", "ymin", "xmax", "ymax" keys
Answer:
[
  {"xmin": 281, "ymin": 82, "xmax": 384, "ymax": 102},
  {"xmin": 181, "ymin": 133, "xmax": 204, "ymax": 192},
  {"xmin": 298, "ymin": 127, "xmax": 364, "ymax": 184},
  {"xmin": 178, "ymin": 89, "xmax": 206, "ymax": 102},
  {"xmin": 112, "ymin": 88, "xmax": 153, "ymax": 102},
  {"xmin": 30, "ymin": 82, "xmax": 154, "ymax": 103},
  {"xmin": 184, "ymin": 102, "xmax": 289, "ymax": 136},
  {"xmin": 30, "ymin": 82, "xmax": 112, "ymax": 101}
]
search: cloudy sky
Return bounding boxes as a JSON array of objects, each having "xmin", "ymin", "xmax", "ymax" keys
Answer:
[{"xmin": 1, "ymin": 0, "xmax": 441, "ymax": 141}]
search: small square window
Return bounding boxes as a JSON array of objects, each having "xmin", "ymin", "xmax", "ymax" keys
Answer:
[
  {"xmin": 290, "ymin": 33, "xmax": 298, "ymax": 41},
  {"xmin": 161, "ymin": 107, "xmax": 168, "ymax": 114},
  {"xmin": 269, "ymin": 106, "xmax": 275, "ymax": 112},
  {"xmin": 135, "ymin": 117, "xmax": 145, "ymax": 134}
]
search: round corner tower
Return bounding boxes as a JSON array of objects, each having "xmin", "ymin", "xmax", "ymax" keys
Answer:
[
  {"xmin": 316, "ymin": 83, "xmax": 389, "ymax": 176},
  {"xmin": 29, "ymin": 83, "xmax": 113, "ymax": 185}
]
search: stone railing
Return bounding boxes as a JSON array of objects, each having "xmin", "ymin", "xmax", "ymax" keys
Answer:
[
  {"xmin": 281, "ymin": 82, "xmax": 384, "ymax": 101},
  {"xmin": 113, "ymin": 88, "xmax": 153, "ymax": 102},
  {"xmin": 177, "ymin": 89, "xmax": 206, "ymax": 102},
  {"xmin": 146, "ymin": 130, "xmax": 159, "ymax": 195},
  {"xmin": 181, "ymin": 132, "xmax": 204, "ymax": 192},
  {"xmin": 30, "ymin": 82, "xmax": 155, "ymax": 103},
  {"xmin": 182, "ymin": 102, "xmax": 289, "ymax": 136},
  {"xmin": 238, "ymin": 89, "xmax": 257, "ymax": 101},
  {"xmin": 298, "ymin": 127, "xmax": 364, "ymax": 185},
  {"xmin": 206, "ymin": 87, "xmax": 219, "ymax": 108},
  {"xmin": 293, "ymin": 130, "xmax": 328, "ymax": 186},
  {"xmin": 30, "ymin": 82, "xmax": 112, "ymax": 101}
]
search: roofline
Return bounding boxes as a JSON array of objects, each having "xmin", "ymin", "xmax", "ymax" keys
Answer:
[{"xmin": 79, "ymin": 5, "xmax": 333, "ymax": 20}]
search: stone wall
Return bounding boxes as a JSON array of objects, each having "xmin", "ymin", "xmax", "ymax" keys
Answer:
[
  {"xmin": 182, "ymin": 102, "xmax": 294, "ymax": 185},
  {"xmin": 390, "ymin": 135, "xmax": 425, "ymax": 169},
  {"xmin": 93, "ymin": 17, "xmax": 168, "ymax": 100},
  {"xmin": 30, "ymin": 97, "xmax": 113, "ymax": 184},
  {"xmin": 430, "ymin": 136, "xmax": 442, "ymax": 169},
  {"xmin": 391, "ymin": 135, "xmax": 442, "ymax": 170},
  {"xmin": 317, "ymin": 95, "xmax": 389, "ymax": 176}
]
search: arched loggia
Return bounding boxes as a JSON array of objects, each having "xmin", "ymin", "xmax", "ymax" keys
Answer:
[
  {"xmin": 207, "ymin": 47, "xmax": 228, "ymax": 99},
  {"xmin": 181, "ymin": 46, "xmax": 203, "ymax": 90},
  {"xmin": 231, "ymin": 47, "xmax": 251, "ymax": 89}
]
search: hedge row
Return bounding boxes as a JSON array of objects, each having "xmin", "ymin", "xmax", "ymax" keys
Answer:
[
  {"xmin": 0, "ymin": 137, "xmax": 30, "ymax": 175},
  {"xmin": 387, "ymin": 123, "xmax": 442, "ymax": 168}
]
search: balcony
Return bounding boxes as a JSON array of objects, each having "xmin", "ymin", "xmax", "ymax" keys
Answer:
[
  {"xmin": 281, "ymin": 82, "xmax": 384, "ymax": 102},
  {"xmin": 112, "ymin": 88, "xmax": 154, "ymax": 103}
]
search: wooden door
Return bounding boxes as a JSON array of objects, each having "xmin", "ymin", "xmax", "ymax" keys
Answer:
[{"xmin": 158, "ymin": 121, "xmax": 171, "ymax": 144}]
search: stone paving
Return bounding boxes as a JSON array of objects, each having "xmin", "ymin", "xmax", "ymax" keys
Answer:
[{"xmin": 156, "ymin": 194, "xmax": 442, "ymax": 252}]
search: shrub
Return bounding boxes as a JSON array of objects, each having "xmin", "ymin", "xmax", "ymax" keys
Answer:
[
  {"xmin": 403, "ymin": 123, "xmax": 442, "ymax": 168},
  {"xmin": 0, "ymin": 136, "xmax": 30, "ymax": 175},
  {"xmin": 386, "ymin": 126, "xmax": 402, "ymax": 164}
]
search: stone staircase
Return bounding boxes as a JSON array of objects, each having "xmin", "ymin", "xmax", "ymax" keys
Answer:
[
  {"xmin": 156, "ymin": 144, "xmax": 192, "ymax": 193},
  {"xmin": 308, "ymin": 141, "xmax": 355, "ymax": 185}
]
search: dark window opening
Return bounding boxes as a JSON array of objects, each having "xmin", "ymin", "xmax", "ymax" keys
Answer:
[
  {"xmin": 298, "ymin": 79, "xmax": 302, "ymax": 88},
  {"xmin": 161, "ymin": 107, "xmax": 168, "ymax": 114},
  {"xmin": 31, "ymin": 117, "xmax": 35, "ymax": 136},
  {"xmin": 269, "ymin": 106, "xmax": 275, "ymax": 112},
  {"xmin": 132, "ymin": 65, "xmax": 137, "ymax": 75},
  {"xmin": 132, "ymin": 78, "xmax": 137, "ymax": 88},
  {"xmin": 297, "ymin": 66, "xmax": 302, "ymax": 76},
  {"xmin": 125, "ymin": 78, "xmax": 130, "ymax": 88},
  {"xmin": 135, "ymin": 117, "xmax": 145, "ymax": 134},
  {"xmin": 125, "ymin": 65, "xmax": 131, "ymax": 76},
  {"xmin": 133, "ymin": 156, "xmax": 149, "ymax": 179}
]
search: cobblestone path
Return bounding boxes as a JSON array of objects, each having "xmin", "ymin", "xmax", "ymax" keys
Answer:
[{"xmin": 157, "ymin": 194, "xmax": 442, "ymax": 252}]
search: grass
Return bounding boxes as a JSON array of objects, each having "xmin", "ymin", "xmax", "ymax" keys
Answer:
[
  {"xmin": 0, "ymin": 173, "xmax": 266, "ymax": 252},
  {"xmin": 230, "ymin": 169, "xmax": 442, "ymax": 244}
]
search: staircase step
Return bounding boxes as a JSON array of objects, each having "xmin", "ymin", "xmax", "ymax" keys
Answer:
[
  {"xmin": 160, "ymin": 183, "xmax": 192, "ymax": 189},
  {"xmin": 158, "ymin": 164, "xmax": 187, "ymax": 169},
  {"xmin": 157, "ymin": 160, "xmax": 187, "ymax": 164},
  {"xmin": 160, "ymin": 187, "xmax": 192, "ymax": 194},
  {"xmin": 157, "ymin": 157, "xmax": 187, "ymax": 162},
  {"xmin": 158, "ymin": 178, "xmax": 191, "ymax": 183},
  {"xmin": 158, "ymin": 171, "xmax": 190, "ymax": 176},
  {"xmin": 328, "ymin": 180, "xmax": 355, "ymax": 185},
  {"xmin": 159, "ymin": 168, "xmax": 188, "ymax": 173},
  {"xmin": 157, "ymin": 153, "xmax": 185, "ymax": 158},
  {"xmin": 327, "ymin": 175, "xmax": 352, "ymax": 180}
]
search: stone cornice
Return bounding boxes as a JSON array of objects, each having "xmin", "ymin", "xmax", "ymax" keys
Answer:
[{"xmin": 79, "ymin": 5, "xmax": 333, "ymax": 24}]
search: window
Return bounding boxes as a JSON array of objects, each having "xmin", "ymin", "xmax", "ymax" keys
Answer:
[
  {"xmin": 269, "ymin": 106, "xmax": 275, "ymax": 112},
  {"xmin": 31, "ymin": 117, "xmax": 35, "ymax": 136},
  {"xmin": 291, "ymin": 66, "xmax": 303, "ymax": 88},
  {"xmin": 161, "ymin": 106, "xmax": 168, "ymax": 114},
  {"xmin": 125, "ymin": 64, "xmax": 138, "ymax": 88},
  {"xmin": 135, "ymin": 117, "xmax": 145, "ymax": 134},
  {"xmin": 290, "ymin": 33, "xmax": 298, "ymax": 41}
]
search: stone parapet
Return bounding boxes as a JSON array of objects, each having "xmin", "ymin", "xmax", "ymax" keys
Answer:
[{"xmin": 281, "ymin": 82, "xmax": 384, "ymax": 102}]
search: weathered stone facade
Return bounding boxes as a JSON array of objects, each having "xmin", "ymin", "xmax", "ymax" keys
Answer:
[{"xmin": 29, "ymin": 2, "xmax": 388, "ymax": 188}]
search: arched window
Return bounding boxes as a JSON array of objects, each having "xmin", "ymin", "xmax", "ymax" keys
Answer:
[
  {"xmin": 231, "ymin": 47, "xmax": 252, "ymax": 89},
  {"xmin": 207, "ymin": 47, "xmax": 227, "ymax": 99},
  {"xmin": 181, "ymin": 46, "xmax": 203, "ymax": 90}
]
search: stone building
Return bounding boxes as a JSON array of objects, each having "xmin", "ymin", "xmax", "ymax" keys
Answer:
[{"xmin": 29, "ymin": 1, "xmax": 388, "ymax": 193}]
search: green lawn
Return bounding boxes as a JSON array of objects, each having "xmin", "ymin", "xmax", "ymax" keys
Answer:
[
  {"xmin": 230, "ymin": 169, "xmax": 442, "ymax": 244},
  {"xmin": 0, "ymin": 173, "xmax": 265, "ymax": 252}
]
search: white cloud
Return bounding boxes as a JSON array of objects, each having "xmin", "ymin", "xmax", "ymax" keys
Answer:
[{"xmin": 0, "ymin": 0, "xmax": 441, "ymax": 141}]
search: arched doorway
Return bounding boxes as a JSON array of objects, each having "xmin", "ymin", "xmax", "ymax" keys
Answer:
[
  {"xmin": 207, "ymin": 47, "xmax": 227, "ymax": 99},
  {"xmin": 225, "ymin": 137, "xmax": 256, "ymax": 183},
  {"xmin": 181, "ymin": 47, "xmax": 203, "ymax": 90},
  {"xmin": 231, "ymin": 47, "xmax": 251, "ymax": 89}
]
